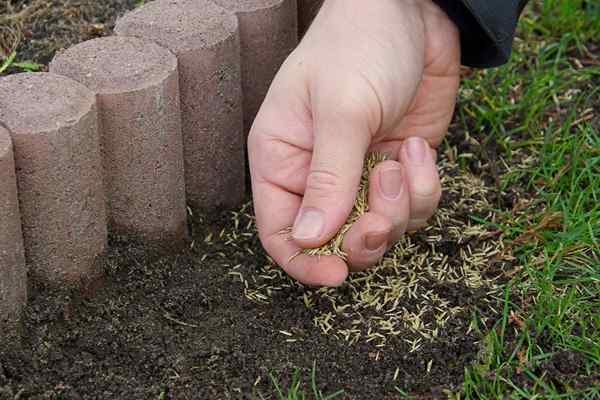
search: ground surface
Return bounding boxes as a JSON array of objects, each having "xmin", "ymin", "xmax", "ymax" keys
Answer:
[
  {"xmin": 1, "ymin": 0, "xmax": 599, "ymax": 399},
  {"xmin": 0, "ymin": 0, "xmax": 138, "ymax": 70}
]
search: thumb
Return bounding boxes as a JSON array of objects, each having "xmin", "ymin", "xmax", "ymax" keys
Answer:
[{"xmin": 292, "ymin": 82, "xmax": 376, "ymax": 248}]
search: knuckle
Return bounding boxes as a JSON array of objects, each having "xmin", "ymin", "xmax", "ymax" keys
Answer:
[
  {"xmin": 334, "ymin": 95, "xmax": 369, "ymax": 118},
  {"xmin": 338, "ymin": 90, "xmax": 381, "ymax": 132},
  {"xmin": 323, "ymin": 82, "xmax": 375, "ymax": 119},
  {"xmin": 305, "ymin": 169, "xmax": 344, "ymax": 199}
]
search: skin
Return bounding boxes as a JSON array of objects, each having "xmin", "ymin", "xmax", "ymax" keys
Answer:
[{"xmin": 248, "ymin": 0, "xmax": 461, "ymax": 286}]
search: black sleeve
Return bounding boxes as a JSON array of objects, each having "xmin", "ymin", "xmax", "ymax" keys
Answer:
[{"xmin": 432, "ymin": 0, "xmax": 529, "ymax": 68}]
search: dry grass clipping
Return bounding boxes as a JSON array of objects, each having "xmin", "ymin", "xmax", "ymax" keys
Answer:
[
  {"xmin": 281, "ymin": 151, "xmax": 389, "ymax": 261},
  {"xmin": 213, "ymin": 157, "xmax": 516, "ymax": 350}
]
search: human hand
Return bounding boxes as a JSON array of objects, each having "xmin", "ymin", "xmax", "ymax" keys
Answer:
[{"xmin": 248, "ymin": 0, "xmax": 460, "ymax": 286}]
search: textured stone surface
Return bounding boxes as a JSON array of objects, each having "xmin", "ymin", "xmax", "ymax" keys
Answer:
[
  {"xmin": 297, "ymin": 0, "xmax": 321, "ymax": 35},
  {"xmin": 115, "ymin": 0, "xmax": 245, "ymax": 211},
  {"xmin": 212, "ymin": 0, "xmax": 298, "ymax": 133},
  {"xmin": 0, "ymin": 73, "xmax": 106, "ymax": 288},
  {"xmin": 0, "ymin": 126, "xmax": 27, "ymax": 349},
  {"xmin": 50, "ymin": 36, "xmax": 188, "ymax": 244}
]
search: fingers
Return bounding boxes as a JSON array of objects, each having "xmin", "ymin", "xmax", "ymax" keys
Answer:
[
  {"xmin": 291, "ymin": 76, "xmax": 375, "ymax": 248},
  {"xmin": 399, "ymin": 137, "xmax": 441, "ymax": 231},
  {"xmin": 342, "ymin": 212, "xmax": 392, "ymax": 272},
  {"xmin": 368, "ymin": 160, "xmax": 411, "ymax": 242},
  {"xmin": 248, "ymin": 61, "xmax": 349, "ymax": 287},
  {"xmin": 253, "ymin": 177, "xmax": 350, "ymax": 286},
  {"xmin": 249, "ymin": 140, "xmax": 350, "ymax": 288}
]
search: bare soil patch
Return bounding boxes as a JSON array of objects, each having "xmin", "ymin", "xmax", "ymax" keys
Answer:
[{"xmin": 0, "ymin": 158, "xmax": 518, "ymax": 399}]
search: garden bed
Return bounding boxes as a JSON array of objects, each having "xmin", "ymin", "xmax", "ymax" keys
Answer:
[{"xmin": 1, "ymin": 1, "xmax": 598, "ymax": 399}]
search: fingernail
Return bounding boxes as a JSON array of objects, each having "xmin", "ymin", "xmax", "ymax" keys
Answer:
[
  {"xmin": 364, "ymin": 231, "xmax": 388, "ymax": 251},
  {"xmin": 292, "ymin": 208, "xmax": 325, "ymax": 240},
  {"xmin": 406, "ymin": 137, "xmax": 427, "ymax": 165},
  {"xmin": 380, "ymin": 167, "xmax": 404, "ymax": 200}
]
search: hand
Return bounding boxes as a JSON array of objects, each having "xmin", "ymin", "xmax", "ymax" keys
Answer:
[{"xmin": 248, "ymin": 0, "xmax": 460, "ymax": 286}]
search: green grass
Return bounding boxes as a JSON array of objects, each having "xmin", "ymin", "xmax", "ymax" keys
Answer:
[
  {"xmin": 459, "ymin": 116, "xmax": 600, "ymax": 398},
  {"xmin": 267, "ymin": 0, "xmax": 599, "ymax": 398},
  {"xmin": 0, "ymin": 50, "xmax": 42, "ymax": 74},
  {"xmin": 454, "ymin": 0, "xmax": 600, "ymax": 398},
  {"xmin": 256, "ymin": 362, "xmax": 344, "ymax": 400}
]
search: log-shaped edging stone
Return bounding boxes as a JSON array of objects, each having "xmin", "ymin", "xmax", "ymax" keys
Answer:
[
  {"xmin": 211, "ymin": 0, "xmax": 298, "ymax": 133},
  {"xmin": 0, "ymin": 126, "xmax": 27, "ymax": 348},
  {"xmin": 115, "ymin": 0, "xmax": 245, "ymax": 212},
  {"xmin": 50, "ymin": 36, "xmax": 188, "ymax": 244},
  {"xmin": 297, "ymin": 0, "xmax": 321, "ymax": 36},
  {"xmin": 0, "ymin": 73, "xmax": 106, "ymax": 288}
]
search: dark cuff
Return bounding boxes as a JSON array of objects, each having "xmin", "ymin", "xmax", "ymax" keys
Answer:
[{"xmin": 431, "ymin": 0, "xmax": 528, "ymax": 68}]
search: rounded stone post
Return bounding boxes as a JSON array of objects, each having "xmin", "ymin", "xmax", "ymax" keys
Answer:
[
  {"xmin": 50, "ymin": 36, "xmax": 188, "ymax": 244},
  {"xmin": 0, "ymin": 73, "xmax": 106, "ymax": 288},
  {"xmin": 212, "ymin": 0, "xmax": 298, "ymax": 133},
  {"xmin": 115, "ymin": 0, "xmax": 245, "ymax": 212},
  {"xmin": 0, "ymin": 126, "xmax": 27, "ymax": 349}
]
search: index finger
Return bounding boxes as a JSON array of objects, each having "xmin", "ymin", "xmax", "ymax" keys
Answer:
[{"xmin": 248, "ymin": 84, "xmax": 348, "ymax": 286}]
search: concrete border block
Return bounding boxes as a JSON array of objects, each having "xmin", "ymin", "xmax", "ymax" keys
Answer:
[
  {"xmin": 115, "ymin": 0, "xmax": 246, "ymax": 212},
  {"xmin": 0, "ymin": 126, "xmax": 27, "ymax": 349},
  {"xmin": 50, "ymin": 36, "xmax": 188, "ymax": 244},
  {"xmin": 0, "ymin": 73, "xmax": 107, "ymax": 288},
  {"xmin": 212, "ymin": 0, "xmax": 298, "ymax": 133}
]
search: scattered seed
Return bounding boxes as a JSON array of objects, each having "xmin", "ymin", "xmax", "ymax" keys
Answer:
[{"xmin": 212, "ymin": 158, "xmax": 511, "ymax": 348}]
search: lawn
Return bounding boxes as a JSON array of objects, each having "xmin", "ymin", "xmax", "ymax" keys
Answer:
[
  {"xmin": 451, "ymin": 1, "xmax": 600, "ymax": 397},
  {"xmin": 0, "ymin": 0, "xmax": 598, "ymax": 399}
]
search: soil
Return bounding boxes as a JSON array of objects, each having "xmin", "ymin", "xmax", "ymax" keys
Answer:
[
  {"xmin": 1, "ymin": 1, "xmax": 591, "ymax": 399},
  {"xmin": 0, "ymin": 200, "xmax": 498, "ymax": 400},
  {"xmin": 0, "ymin": 159, "xmax": 520, "ymax": 400}
]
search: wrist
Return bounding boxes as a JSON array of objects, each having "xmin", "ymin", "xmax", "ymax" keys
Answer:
[{"xmin": 313, "ymin": 0, "xmax": 425, "ymax": 34}]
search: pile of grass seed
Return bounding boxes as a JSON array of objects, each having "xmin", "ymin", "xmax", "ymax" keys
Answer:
[
  {"xmin": 279, "ymin": 152, "xmax": 389, "ymax": 261},
  {"xmin": 301, "ymin": 152, "xmax": 389, "ymax": 259},
  {"xmin": 212, "ymin": 155, "xmax": 516, "ymax": 349}
]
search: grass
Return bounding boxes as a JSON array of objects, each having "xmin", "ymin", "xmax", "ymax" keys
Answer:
[
  {"xmin": 0, "ymin": 51, "xmax": 42, "ymax": 74},
  {"xmin": 458, "ymin": 113, "xmax": 600, "ymax": 397},
  {"xmin": 267, "ymin": 0, "xmax": 599, "ymax": 397},
  {"xmin": 452, "ymin": 0, "xmax": 599, "ymax": 397},
  {"xmin": 0, "ymin": 0, "xmax": 596, "ymax": 397},
  {"xmin": 261, "ymin": 362, "xmax": 345, "ymax": 400},
  {"xmin": 0, "ymin": 3, "xmax": 43, "ymax": 74}
]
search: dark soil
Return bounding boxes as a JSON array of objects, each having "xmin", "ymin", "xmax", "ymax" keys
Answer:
[
  {"xmin": 0, "ymin": 201, "xmax": 498, "ymax": 400},
  {"xmin": 0, "ymin": 156, "xmax": 515, "ymax": 399}
]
